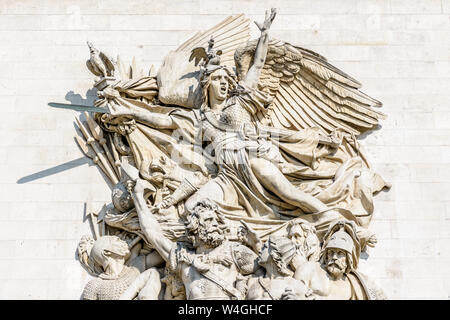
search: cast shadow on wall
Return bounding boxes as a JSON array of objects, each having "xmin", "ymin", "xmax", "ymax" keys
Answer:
[{"xmin": 16, "ymin": 88, "xmax": 113, "ymax": 189}]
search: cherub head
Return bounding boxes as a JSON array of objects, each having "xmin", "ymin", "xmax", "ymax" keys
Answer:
[{"xmin": 185, "ymin": 198, "xmax": 229, "ymax": 248}]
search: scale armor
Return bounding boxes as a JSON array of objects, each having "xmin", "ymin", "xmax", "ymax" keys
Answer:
[
  {"xmin": 82, "ymin": 266, "xmax": 140, "ymax": 300},
  {"xmin": 220, "ymin": 102, "xmax": 254, "ymax": 128}
]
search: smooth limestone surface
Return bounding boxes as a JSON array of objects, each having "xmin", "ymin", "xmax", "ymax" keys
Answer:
[{"xmin": 0, "ymin": 0, "xmax": 449, "ymax": 299}]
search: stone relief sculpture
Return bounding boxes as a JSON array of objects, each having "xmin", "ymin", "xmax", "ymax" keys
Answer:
[{"xmin": 50, "ymin": 8, "xmax": 390, "ymax": 300}]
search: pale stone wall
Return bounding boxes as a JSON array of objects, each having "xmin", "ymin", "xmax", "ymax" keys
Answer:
[{"xmin": 0, "ymin": 0, "xmax": 448, "ymax": 299}]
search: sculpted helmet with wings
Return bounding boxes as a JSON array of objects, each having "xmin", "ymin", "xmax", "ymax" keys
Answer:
[
  {"xmin": 189, "ymin": 36, "xmax": 223, "ymax": 68},
  {"xmin": 86, "ymin": 41, "xmax": 116, "ymax": 78}
]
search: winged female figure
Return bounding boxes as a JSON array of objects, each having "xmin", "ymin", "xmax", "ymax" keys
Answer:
[{"xmin": 99, "ymin": 9, "xmax": 389, "ymax": 240}]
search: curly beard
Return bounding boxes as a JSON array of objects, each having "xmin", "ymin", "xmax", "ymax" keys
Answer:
[{"xmin": 196, "ymin": 226, "xmax": 225, "ymax": 248}]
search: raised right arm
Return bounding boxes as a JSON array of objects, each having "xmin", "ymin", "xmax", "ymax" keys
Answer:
[{"xmin": 131, "ymin": 179, "xmax": 174, "ymax": 262}]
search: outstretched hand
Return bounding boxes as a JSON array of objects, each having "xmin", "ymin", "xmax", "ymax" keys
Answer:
[
  {"xmin": 125, "ymin": 178, "xmax": 146, "ymax": 195},
  {"xmin": 107, "ymin": 101, "xmax": 132, "ymax": 117},
  {"xmin": 254, "ymin": 8, "xmax": 277, "ymax": 32},
  {"xmin": 238, "ymin": 220, "xmax": 262, "ymax": 252}
]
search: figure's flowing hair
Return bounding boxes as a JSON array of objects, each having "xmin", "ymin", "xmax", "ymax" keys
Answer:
[{"xmin": 198, "ymin": 66, "xmax": 238, "ymax": 113}]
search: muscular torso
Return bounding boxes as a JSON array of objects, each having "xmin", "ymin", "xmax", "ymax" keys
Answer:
[{"xmin": 179, "ymin": 242, "xmax": 240, "ymax": 300}]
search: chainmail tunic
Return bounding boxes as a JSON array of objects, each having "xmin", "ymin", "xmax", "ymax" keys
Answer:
[
  {"xmin": 82, "ymin": 266, "xmax": 140, "ymax": 300},
  {"xmin": 220, "ymin": 99, "xmax": 254, "ymax": 128}
]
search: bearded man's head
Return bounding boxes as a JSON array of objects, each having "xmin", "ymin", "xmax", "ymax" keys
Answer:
[{"xmin": 185, "ymin": 199, "xmax": 229, "ymax": 248}]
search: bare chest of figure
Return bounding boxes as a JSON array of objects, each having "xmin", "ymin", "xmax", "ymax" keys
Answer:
[
  {"xmin": 180, "ymin": 247, "xmax": 239, "ymax": 300},
  {"xmin": 325, "ymin": 277, "xmax": 352, "ymax": 300}
]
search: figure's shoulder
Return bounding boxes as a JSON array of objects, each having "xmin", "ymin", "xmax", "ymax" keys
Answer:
[
  {"xmin": 81, "ymin": 277, "xmax": 101, "ymax": 300},
  {"xmin": 169, "ymin": 242, "xmax": 195, "ymax": 273},
  {"xmin": 351, "ymin": 271, "xmax": 387, "ymax": 300},
  {"xmin": 296, "ymin": 260, "xmax": 322, "ymax": 277}
]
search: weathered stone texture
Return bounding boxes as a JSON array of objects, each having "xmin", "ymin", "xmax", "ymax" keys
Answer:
[{"xmin": 0, "ymin": 0, "xmax": 449, "ymax": 299}]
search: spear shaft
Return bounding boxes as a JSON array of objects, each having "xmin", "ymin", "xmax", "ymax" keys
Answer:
[
  {"xmin": 84, "ymin": 112, "xmax": 120, "ymax": 178},
  {"xmin": 75, "ymin": 117, "xmax": 119, "ymax": 184}
]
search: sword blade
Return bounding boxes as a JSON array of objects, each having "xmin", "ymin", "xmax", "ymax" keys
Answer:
[{"xmin": 48, "ymin": 102, "xmax": 110, "ymax": 114}]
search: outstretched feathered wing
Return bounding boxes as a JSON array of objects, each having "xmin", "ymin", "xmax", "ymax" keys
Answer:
[
  {"xmin": 175, "ymin": 14, "xmax": 251, "ymax": 67},
  {"xmin": 86, "ymin": 59, "xmax": 102, "ymax": 77},
  {"xmin": 85, "ymin": 51, "xmax": 115, "ymax": 77},
  {"xmin": 235, "ymin": 39, "xmax": 385, "ymax": 136},
  {"xmin": 99, "ymin": 51, "xmax": 115, "ymax": 76},
  {"xmin": 158, "ymin": 14, "xmax": 251, "ymax": 108}
]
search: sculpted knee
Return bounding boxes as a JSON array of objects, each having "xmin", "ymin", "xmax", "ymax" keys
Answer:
[{"xmin": 250, "ymin": 158, "xmax": 273, "ymax": 177}]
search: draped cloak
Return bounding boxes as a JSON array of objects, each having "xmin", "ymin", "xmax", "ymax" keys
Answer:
[{"xmin": 98, "ymin": 81, "xmax": 389, "ymax": 241}]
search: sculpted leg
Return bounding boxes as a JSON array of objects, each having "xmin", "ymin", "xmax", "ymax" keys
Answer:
[
  {"xmin": 184, "ymin": 179, "xmax": 225, "ymax": 212},
  {"xmin": 250, "ymin": 158, "xmax": 328, "ymax": 213}
]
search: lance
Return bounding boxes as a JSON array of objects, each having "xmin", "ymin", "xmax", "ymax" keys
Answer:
[
  {"xmin": 108, "ymin": 133, "xmax": 122, "ymax": 179},
  {"xmin": 75, "ymin": 117, "xmax": 119, "ymax": 185},
  {"xmin": 86, "ymin": 200, "xmax": 100, "ymax": 241},
  {"xmin": 74, "ymin": 135, "xmax": 108, "ymax": 176},
  {"xmin": 84, "ymin": 112, "xmax": 120, "ymax": 178},
  {"xmin": 48, "ymin": 102, "xmax": 110, "ymax": 114}
]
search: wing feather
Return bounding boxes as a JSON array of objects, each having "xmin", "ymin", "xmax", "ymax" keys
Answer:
[
  {"xmin": 292, "ymin": 81, "xmax": 360, "ymax": 134},
  {"xmin": 175, "ymin": 13, "xmax": 250, "ymax": 69},
  {"xmin": 297, "ymin": 72, "xmax": 380, "ymax": 127},
  {"xmin": 282, "ymin": 82, "xmax": 337, "ymax": 133},
  {"xmin": 265, "ymin": 104, "xmax": 282, "ymax": 129},
  {"xmin": 272, "ymin": 99, "xmax": 293, "ymax": 129},
  {"xmin": 296, "ymin": 79, "xmax": 371, "ymax": 131},
  {"xmin": 86, "ymin": 60, "xmax": 102, "ymax": 77},
  {"xmin": 177, "ymin": 31, "xmax": 202, "ymax": 52},
  {"xmin": 99, "ymin": 52, "xmax": 115, "ymax": 76},
  {"xmin": 299, "ymin": 55, "xmax": 361, "ymax": 88},
  {"xmin": 277, "ymin": 90, "xmax": 314, "ymax": 129},
  {"xmin": 158, "ymin": 14, "xmax": 251, "ymax": 108},
  {"xmin": 235, "ymin": 39, "xmax": 385, "ymax": 136},
  {"xmin": 297, "ymin": 71, "xmax": 383, "ymax": 125}
]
